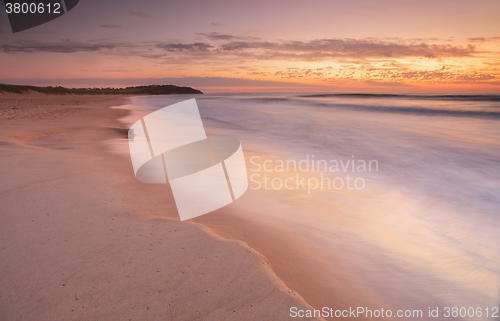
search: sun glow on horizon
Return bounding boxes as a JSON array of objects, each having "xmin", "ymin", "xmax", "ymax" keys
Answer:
[{"xmin": 0, "ymin": 0, "xmax": 499, "ymax": 93}]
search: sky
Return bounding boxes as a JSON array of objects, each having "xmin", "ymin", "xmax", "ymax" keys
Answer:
[{"xmin": 0, "ymin": 0, "xmax": 499, "ymax": 93}]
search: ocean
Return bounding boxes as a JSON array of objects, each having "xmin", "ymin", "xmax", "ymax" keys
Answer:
[{"xmin": 116, "ymin": 93, "xmax": 500, "ymax": 318}]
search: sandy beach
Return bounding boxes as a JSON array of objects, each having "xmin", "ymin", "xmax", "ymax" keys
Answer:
[
  {"xmin": 2, "ymin": 0, "xmax": 498, "ymax": 319},
  {"xmin": 114, "ymin": 93, "xmax": 500, "ymax": 320},
  {"xmin": 0, "ymin": 93, "xmax": 319, "ymax": 321}
]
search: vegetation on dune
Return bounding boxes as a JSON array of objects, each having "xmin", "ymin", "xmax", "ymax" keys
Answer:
[{"xmin": 0, "ymin": 84, "xmax": 203, "ymax": 95}]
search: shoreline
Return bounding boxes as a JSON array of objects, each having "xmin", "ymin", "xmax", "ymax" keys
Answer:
[
  {"xmin": 108, "ymin": 97, "xmax": 339, "ymax": 316},
  {"xmin": 109, "ymin": 95, "xmax": 382, "ymax": 317},
  {"xmin": 0, "ymin": 92, "xmax": 319, "ymax": 320},
  {"xmin": 114, "ymin": 93, "xmax": 500, "ymax": 317}
]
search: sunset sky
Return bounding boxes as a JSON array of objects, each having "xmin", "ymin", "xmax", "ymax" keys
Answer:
[{"xmin": 0, "ymin": 0, "xmax": 499, "ymax": 93}]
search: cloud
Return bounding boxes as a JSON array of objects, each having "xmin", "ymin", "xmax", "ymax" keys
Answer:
[
  {"xmin": 217, "ymin": 38, "xmax": 477, "ymax": 60},
  {"xmin": 347, "ymin": 67, "xmax": 497, "ymax": 84},
  {"xmin": 211, "ymin": 22, "xmax": 223, "ymax": 27},
  {"xmin": 244, "ymin": 64, "xmax": 499, "ymax": 85},
  {"xmin": 2, "ymin": 39, "xmax": 119, "ymax": 53},
  {"xmin": 128, "ymin": 11, "xmax": 153, "ymax": 18},
  {"xmin": 363, "ymin": 80, "xmax": 415, "ymax": 87},
  {"xmin": 466, "ymin": 36, "xmax": 500, "ymax": 42},
  {"xmin": 2, "ymin": 35, "xmax": 497, "ymax": 85},
  {"xmin": 196, "ymin": 32, "xmax": 260, "ymax": 41},
  {"xmin": 197, "ymin": 33, "xmax": 238, "ymax": 41},
  {"xmin": 101, "ymin": 68, "xmax": 131, "ymax": 72},
  {"xmin": 153, "ymin": 36, "xmax": 481, "ymax": 64},
  {"xmin": 393, "ymin": 70, "xmax": 497, "ymax": 83},
  {"xmin": 156, "ymin": 42, "xmax": 213, "ymax": 52},
  {"xmin": 2, "ymin": 36, "xmax": 481, "ymax": 61},
  {"xmin": 99, "ymin": 24, "xmax": 122, "ymax": 29}
]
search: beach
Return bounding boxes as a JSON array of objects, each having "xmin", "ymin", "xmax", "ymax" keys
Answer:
[
  {"xmin": 1, "ymin": 0, "xmax": 498, "ymax": 319},
  {"xmin": 116, "ymin": 93, "xmax": 500, "ymax": 320},
  {"xmin": 0, "ymin": 93, "xmax": 318, "ymax": 321},
  {"xmin": 1, "ymin": 92, "xmax": 499, "ymax": 321}
]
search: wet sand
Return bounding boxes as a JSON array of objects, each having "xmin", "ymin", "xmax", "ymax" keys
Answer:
[{"xmin": 0, "ymin": 93, "xmax": 318, "ymax": 321}]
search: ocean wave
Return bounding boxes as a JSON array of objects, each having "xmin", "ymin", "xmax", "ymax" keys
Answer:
[
  {"xmin": 311, "ymin": 102, "xmax": 500, "ymax": 119},
  {"xmin": 299, "ymin": 93, "xmax": 500, "ymax": 102}
]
